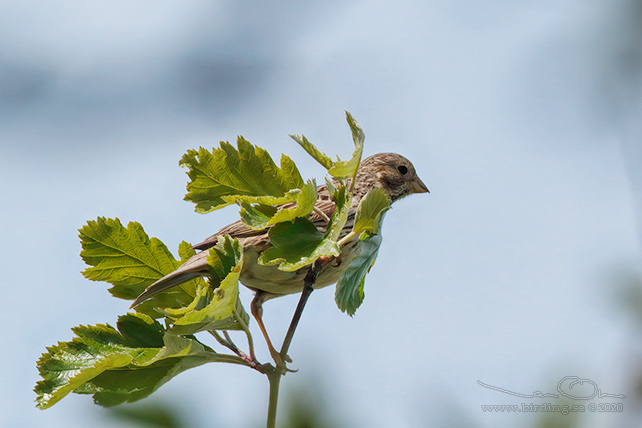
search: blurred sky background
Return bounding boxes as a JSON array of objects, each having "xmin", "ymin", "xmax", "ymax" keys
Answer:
[{"xmin": 2, "ymin": 1, "xmax": 642, "ymax": 427}]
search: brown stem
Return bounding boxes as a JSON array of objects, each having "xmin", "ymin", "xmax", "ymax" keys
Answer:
[
  {"xmin": 279, "ymin": 258, "xmax": 323, "ymax": 361},
  {"xmin": 264, "ymin": 257, "xmax": 328, "ymax": 428}
]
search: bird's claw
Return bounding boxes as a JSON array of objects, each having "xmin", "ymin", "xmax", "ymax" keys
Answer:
[{"xmin": 269, "ymin": 349, "xmax": 294, "ymax": 371}]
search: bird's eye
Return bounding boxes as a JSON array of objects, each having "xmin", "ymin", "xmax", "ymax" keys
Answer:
[{"xmin": 397, "ymin": 165, "xmax": 408, "ymax": 175}]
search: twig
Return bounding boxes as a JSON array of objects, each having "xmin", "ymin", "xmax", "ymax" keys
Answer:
[
  {"xmin": 208, "ymin": 330, "xmax": 263, "ymax": 373},
  {"xmin": 223, "ymin": 331, "xmax": 240, "ymax": 354},
  {"xmin": 236, "ymin": 312, "xmax": 258, "ymax": 362},
  {"xmin": 264, "ymin": 258, "xmax": 325, "ymax": 428},
  {"xmin": 209, "ymin": 330, "xmax": 236, "ymax": 352},
  {"xmin": 279, "ymin": 258, "xmax": 322, "ymax": 362}
]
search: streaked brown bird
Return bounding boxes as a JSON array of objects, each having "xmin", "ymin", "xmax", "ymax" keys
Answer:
[{"xmin": 132, "ymin": 153, "xmax": 428, "ymax": 361}]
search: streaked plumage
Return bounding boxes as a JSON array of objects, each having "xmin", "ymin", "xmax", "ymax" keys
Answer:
[{"xmin": 132, "ymin": 153, "xmax": 427, "ymax": 307}]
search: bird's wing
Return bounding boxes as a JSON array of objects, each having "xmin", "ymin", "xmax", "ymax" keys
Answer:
[
  {"xmin": 192, "ymin": 184, "xmax": 335, "ymax": 251},
  {"xmin": 129, "ymin": 180, "xmax": 362, "ymax": 309},
  {"xmin": 131, "ymin": 185, "xmax": 339, "ymax": 307},
  {"xmin": 191, "ymin": 220, "xmax": 264, "ymax": 251}
]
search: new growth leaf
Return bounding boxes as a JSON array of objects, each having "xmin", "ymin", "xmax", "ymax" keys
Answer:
[
  {"xmin": 291, "ymin": 111, "xmax": 365, "ymax": 182},
  {"xmin": 163, "ymin": 236, "xmax": 250, "ymax": 335},
  {"xmin": 181, "ymin": 137, "xmax": 305, "ymax": 213}
]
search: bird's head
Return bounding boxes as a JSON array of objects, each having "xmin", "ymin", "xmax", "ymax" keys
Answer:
[{"xmin": 354, "ymin": 153, "xmax": 429, "ymax": 202}]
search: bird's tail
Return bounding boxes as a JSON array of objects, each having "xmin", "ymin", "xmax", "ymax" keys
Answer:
[{"xmin": 130, "ymin": 251, "xmax": 209, "ymax": 308}]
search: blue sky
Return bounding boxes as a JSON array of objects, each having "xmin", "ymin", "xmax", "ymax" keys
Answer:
[{"xmin": 2, "ymin": 1, "xmax": 641, "ymax": 427}]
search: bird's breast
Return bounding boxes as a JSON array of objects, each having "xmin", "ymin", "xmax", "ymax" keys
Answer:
[{"xmin": 238, "ymin": 235, "xmax": 361, "ymax": 296}]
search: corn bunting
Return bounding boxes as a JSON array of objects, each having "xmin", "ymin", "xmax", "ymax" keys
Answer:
[{"xmin": 132, "ymin": 153, "xmax": 428, "ymax": 359}]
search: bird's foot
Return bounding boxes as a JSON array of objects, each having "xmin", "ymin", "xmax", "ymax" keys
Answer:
[{"xmin": 268, "ymin": 348, "xmax": 296, "ymax": 372}]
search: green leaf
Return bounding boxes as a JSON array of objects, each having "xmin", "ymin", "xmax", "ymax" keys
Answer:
[
  {"xmin": 80, "ymin": 218, "xmax": 175, "ymax": 295},
  {"xmin": 259, "ymin": 217, "xmax": 340, "ymax": 271},
  {"xmin": 177, "ymin": 240, "xmax": 197, "ymax": 263},
  {"xmin": 290, "ymin": 133, "xmax": 333, "ymax": 170},
  {"xmin": 275, "ymin": 153, "xmax": 306, "ymax": 192},
  {"xmin": 334, "ymin": 233, "xmax": 382, "ymax": 316},
  {"xmin": 290, "ymin": 111, "xmax": 365, "ymax": 180},
  {"xmin": 325, "ymin": 185, "xmax": 352, "ymax": 242},
  {"xmin": 205, "ymin": 235, "xmax": 243, "ymax": 284},
  {"xmin": 226, "ymin": 180, "xmax": 318, "ymax": 230},
  {"xmin": 353, "ymin": 188, "xmax": 391, "ymax": 235},
  {"xmin": 116, "ymin": 313, "xmax": 165, "ymax": 348},
  {"xmin": 166, "ymin": 272, "xmax": 248, "ymax": 335},
  {"xmin": 267, "ymin": 180, "xmax": 318, "ymax": 225},
  {"xmin": 335, "ymin": 201, "xmax": 388, "ymax": 316},
  {"xmin": 324, "ymin": 175, "xmax": 337, "ymax": 195},
  {"xmin": 181, "ymin": 137, "xmax": 305, "ymax": 213},
  {"xmin": 77, "ymin": 335, "xmax": 216, "ymax": 407},
  {"xmin": 239, "ymin": 202, "xmax": 278, "ymax": 230},
  {"xmin": 35, "ymin": 313, "xmax": 222, "ymax": 409},
  {"xmin": 163, "ymin": 236, "xmax": 250, "ymax": 335},
  {"xmin": 327, "ymin": 112, "xmax": 365, "ymax": 180},
  {"xmin": 221, "ymin": 192, "xmax": 296, "ymax": 207},
  {"xmin": 79, "ymin": 218, "xmax": 198, "ymax": 317}
]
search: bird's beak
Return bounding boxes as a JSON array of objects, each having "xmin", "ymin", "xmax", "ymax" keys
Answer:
[{"xmin": 410, "ymin": 176, "xmax": 430, "ymax": 194}]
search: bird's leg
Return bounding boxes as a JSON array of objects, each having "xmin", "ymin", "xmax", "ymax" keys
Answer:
[
  {"xmin": 252, "ymin": 258, "xmax": 327, "ymax": 369},
  {"xmin": 251, "ymin": 291, "xmax": 285, "ymax": 367},
  {"xmin": 279, "ymin": 258, "xmax": 324, "ymax": 363}
]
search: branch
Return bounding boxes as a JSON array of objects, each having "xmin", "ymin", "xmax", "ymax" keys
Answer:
[{"xmin": 279, "ymin": 258, "xmax": 324, "ymax": 362}]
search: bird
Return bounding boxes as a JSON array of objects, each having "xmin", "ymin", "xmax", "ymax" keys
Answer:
[{"xmin": 131, "ymin": 153, "xmax": 428, "ymax": 362}]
